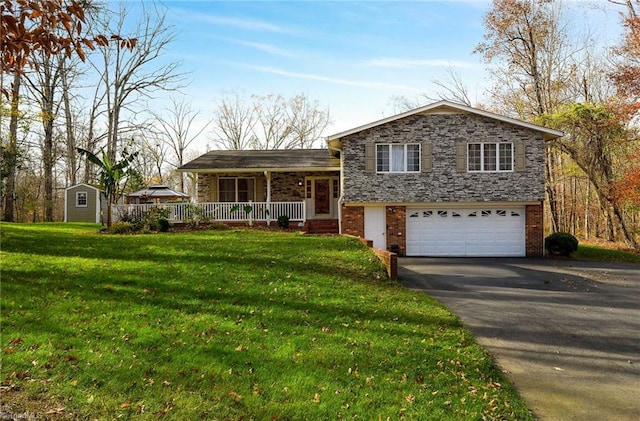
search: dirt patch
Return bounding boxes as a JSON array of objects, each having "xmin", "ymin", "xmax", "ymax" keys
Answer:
[{"xmin": 0, "ymin": 386, "xmax": 76, "ymax": 420}]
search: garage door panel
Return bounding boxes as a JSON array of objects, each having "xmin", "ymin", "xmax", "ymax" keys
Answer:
[{"xmin": 406, "ymin": 207, "xmax": 525, "ymax": 257}]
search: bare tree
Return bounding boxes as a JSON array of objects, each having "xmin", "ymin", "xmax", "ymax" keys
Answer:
[
  {"xmin": 212, "ymin": 91, "xmax": 258, "ymax": 150},
  {"xmin": 212, "ymin": 92, "xmax": 330, "ymax": 150},
  {"xmin": 286, "ymin": 94, "xmax": 330, "ymax": 149},
  {"xmin": 90, "ymin": 2, "xmax": 184, "ymax": 163},
  {"xmin": 23, "ymin": 53, "xmax": 64, "ymax": 222},
  {"xmin": 252, "ymin": 94, "xmax": 293, "ymax": 150},
  {"xmin": 391, "ymin": 67, "xmax": 474, "ymax": 112},
  {"xmin": 152, "ymin": 97, "xmax": 209, "ymax": 191},
  {"xmin": 1, "ymin": 72, "xmax": 21, "ymax": 221}
]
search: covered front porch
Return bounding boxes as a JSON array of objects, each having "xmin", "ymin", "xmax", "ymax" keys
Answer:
[
  {"xmin": 195, "ymin": 170, "xmax": 340, "ymax": 218},
  {"xmin": 169, "ymin": 148, "xmax": 342, "ymax": 231}
]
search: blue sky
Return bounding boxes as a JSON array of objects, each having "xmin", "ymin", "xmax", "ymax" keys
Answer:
[{"xmin": 127, "ymin": 0, "xmax": 623, "ymax": 151}]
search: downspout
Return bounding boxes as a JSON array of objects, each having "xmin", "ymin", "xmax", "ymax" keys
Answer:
[{"xmin": 338, "ymin": 150, "xmax": 344, "ymax": 235}]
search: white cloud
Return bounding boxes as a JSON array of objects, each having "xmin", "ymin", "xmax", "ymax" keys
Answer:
[
  {"xmin": 365, "ymin": 57, "xmax": 477, "ymax": 69},
  {"xmin": 190, "ymin": 12, "xmax": 293, "ymax": 33},
  {"xmin": 242, "ymin": 65, "xmax": 422, "ymax": 92},
  {"xmin": 232, "ymin": 40, "xmax": 295, "ymax": 57}
]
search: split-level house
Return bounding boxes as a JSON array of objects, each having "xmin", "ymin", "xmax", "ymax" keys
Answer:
[{"xmin": 178, "ymin": 101, "xmax": 562, "ymax": 257}]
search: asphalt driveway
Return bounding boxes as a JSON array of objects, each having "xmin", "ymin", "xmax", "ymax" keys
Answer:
[{"xmin": 399, "ymin": 258, "xmax": 640, "ymax": 421}]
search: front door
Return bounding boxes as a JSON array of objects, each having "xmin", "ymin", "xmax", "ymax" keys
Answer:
[{"xmin": 314, "ymin": 179, "xmax": 331, "ymax": 214}]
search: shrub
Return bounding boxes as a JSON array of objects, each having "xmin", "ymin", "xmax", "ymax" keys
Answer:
[
  {"xmin": 109, "ymin": 222, "xmax": 133, "ymax": 235},
  {"xmin": 183, "ymin": 204, "xmax": 210, "ymax": 228},
  {"xmin": 118, "ymin": 209, "xmax": 145, "ymax": 231},
  {"xmin": 277, "ymin": 215, "xmax": 290, "ymax": 229},
  {"xmin": 545, "ymin": 232, "xmax": 579, "ymax": 256},
  {"xmin": 157, "ymin": 218, "xmax": 170, "ymax": 232}
]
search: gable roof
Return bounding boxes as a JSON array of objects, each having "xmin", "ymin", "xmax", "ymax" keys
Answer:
[
  {"xmin": 178, "ymin": 149, "xmax": 340, "ymax": 173},
  {"xmin": 65, "ymin": 183, "xmax": 102, "ymax": 192},
  {"xmin": 327, "ymin": 100, "xmax": 564, "ymax": 143}
]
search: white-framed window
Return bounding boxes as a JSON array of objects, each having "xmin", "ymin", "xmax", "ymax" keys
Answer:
[
  {"xmin": 468, "ymin": 142, "xmax": 513, "ymax": 172},
  {"xmin": 76, "ymin": 191, "xmax": 88, "ymax": 207},
  {"xmin": 376, "ymin": 144, "xmax": 420, "ymax": 173},
  {"xmin": 218, "ymin": 177, "xmax": 255, "ymax": 202}
]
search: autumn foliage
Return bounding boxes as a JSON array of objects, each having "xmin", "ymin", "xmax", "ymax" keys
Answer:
[
  {"xmin": 1, "ymin": 0, "xmax": 136, "ymax": 73},
  {"xmin": 611, "ymin": 14, "xmax": 640, "ymax": 106},
  {"xmin": 613, "ymin": 150, "xmax": 640, "ymax": 207}
]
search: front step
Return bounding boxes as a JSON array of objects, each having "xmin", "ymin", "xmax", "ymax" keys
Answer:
[{"xmin": 305, "ymin": 219, "xmax": 339, "ymax": 234}]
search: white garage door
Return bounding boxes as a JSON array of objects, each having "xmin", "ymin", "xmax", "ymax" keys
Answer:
[{"xmin": 406, "ymin": 207, "xmax": 526, "ymax": 257}]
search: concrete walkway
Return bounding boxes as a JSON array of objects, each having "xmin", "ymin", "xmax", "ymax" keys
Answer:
[{"xmin": 399, "ymin": 258, "xmax": 640, "ymax": 421}]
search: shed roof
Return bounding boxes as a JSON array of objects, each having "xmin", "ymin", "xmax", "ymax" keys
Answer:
[{"xmin": 178, "ymin": 149, "xmax": 339, "ymax": 173}]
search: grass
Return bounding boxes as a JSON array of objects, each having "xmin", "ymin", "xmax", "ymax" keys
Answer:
[
  {"xmin": 572, "ymin": 239, "xmax": 640, "ymax": 263},
  {"xmin": 1, "ymin": 223, "xmax": 533, "ymax": 420}
]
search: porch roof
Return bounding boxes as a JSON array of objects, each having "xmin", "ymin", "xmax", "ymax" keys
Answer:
[{"xmin": 178, "ymin": 149, "xmax": 340, "ymax": 173}]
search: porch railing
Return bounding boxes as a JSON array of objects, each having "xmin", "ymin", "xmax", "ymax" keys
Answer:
[{"xmin": 111, "ymin": 201, "xmax": 306, "ymax": 224}]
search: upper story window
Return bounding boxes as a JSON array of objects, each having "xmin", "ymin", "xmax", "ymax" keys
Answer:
[
  {"xmin": 468, "ymin": 142, "xmax": 513, "ymax": 172},
  {"xmin": 376, "ymin": 144, "xmax": 420, "ymax": 173},
  {"xmin": 76, "ymin": 192, "xmax": 87, "ymax": 207}
]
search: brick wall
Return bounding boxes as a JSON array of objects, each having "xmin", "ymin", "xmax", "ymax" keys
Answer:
[
  {"xmin": 355, "ymin": 236, "xmax": 397, "ymax": 280},
  {"xmin": 342, "ymin": 205, "xmax": 364, "ymax": 237},
  {"xmin": 385, "ymin": 206, "xmax": 406, "ymax": 256},
  {"xmin": 526, "ymin": 203, "xmax": 544, "ymax": 257}
]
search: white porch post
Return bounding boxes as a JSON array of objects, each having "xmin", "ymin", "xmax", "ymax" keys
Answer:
[
  {"xmin": 265, "ymin": 171, "xmax": 272, "ymax": 225},
  {"xmin": 190, "ymin": 172, "xmax": 197, "ymax": 203}
]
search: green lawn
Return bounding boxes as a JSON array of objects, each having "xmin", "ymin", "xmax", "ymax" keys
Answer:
[
  {"xmin": 573, "ymin": 243, "xmax": 640, "ymax": 263},
  {"xmin": 1, "ymin": 223, "xmax": 532, "ymax": 420}
]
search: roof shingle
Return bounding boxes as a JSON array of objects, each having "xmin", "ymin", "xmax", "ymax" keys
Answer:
[{"xmin": 178, "ymin": 149, "xmax": 339, "ymax": 172}]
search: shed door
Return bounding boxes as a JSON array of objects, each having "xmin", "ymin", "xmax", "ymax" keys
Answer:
[{"xmin": 406, "ymin": 207, "xmax": 525, "ymax": 257}]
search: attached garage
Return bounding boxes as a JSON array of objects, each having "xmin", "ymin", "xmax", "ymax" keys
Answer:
[{"xmin": 406, "ymin": 207, "xmax": 526, "ymax": 257}]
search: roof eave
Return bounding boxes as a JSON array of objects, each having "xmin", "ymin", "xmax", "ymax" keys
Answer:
[
  {"xmin": 326, "ymin": 100, "xmax": 564, "ymax": 141},
  {"xmin": 176, "ymin": 166, "xmax": 340, "ymax": 173}
]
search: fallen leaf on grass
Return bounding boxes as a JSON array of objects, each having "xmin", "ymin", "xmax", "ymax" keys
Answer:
[
  {"xmin": 228, "ymin": 390, "xmax": 243, "ymax": 401},
  {"xmin": 45, "ymin": 406, "xmax": 65, "ymax": 415}
]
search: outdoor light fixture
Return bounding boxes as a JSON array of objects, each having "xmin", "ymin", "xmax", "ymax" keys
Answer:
[{"xmin": 298, "ymin": 178, "xmax": 304, "ymax": 186}]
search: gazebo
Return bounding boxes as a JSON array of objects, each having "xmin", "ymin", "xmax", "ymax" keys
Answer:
[{"xmin": 126, "ymin": 185, "xmax": 190, "ymax": 204}]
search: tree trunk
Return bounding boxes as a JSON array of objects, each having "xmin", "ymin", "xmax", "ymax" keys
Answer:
[
  {"xmin": 545, "ymin": 146, "xmax": 560, "ymax": 232},
  {"xmin": 61, "ymin": 63, "xmax": 77, "ymax": 186},
  {"xmin": 3, "ymin": 72, "xmax": 21, "ymax": 222},
  {"xmin": 612, "ymin": 201, "xmax": 639, "ymax": 249}
]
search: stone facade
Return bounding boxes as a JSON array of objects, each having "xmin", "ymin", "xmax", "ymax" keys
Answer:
[{"xmin": 341, "ymin": 112, "xmax": 545, "ymax": 203}]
